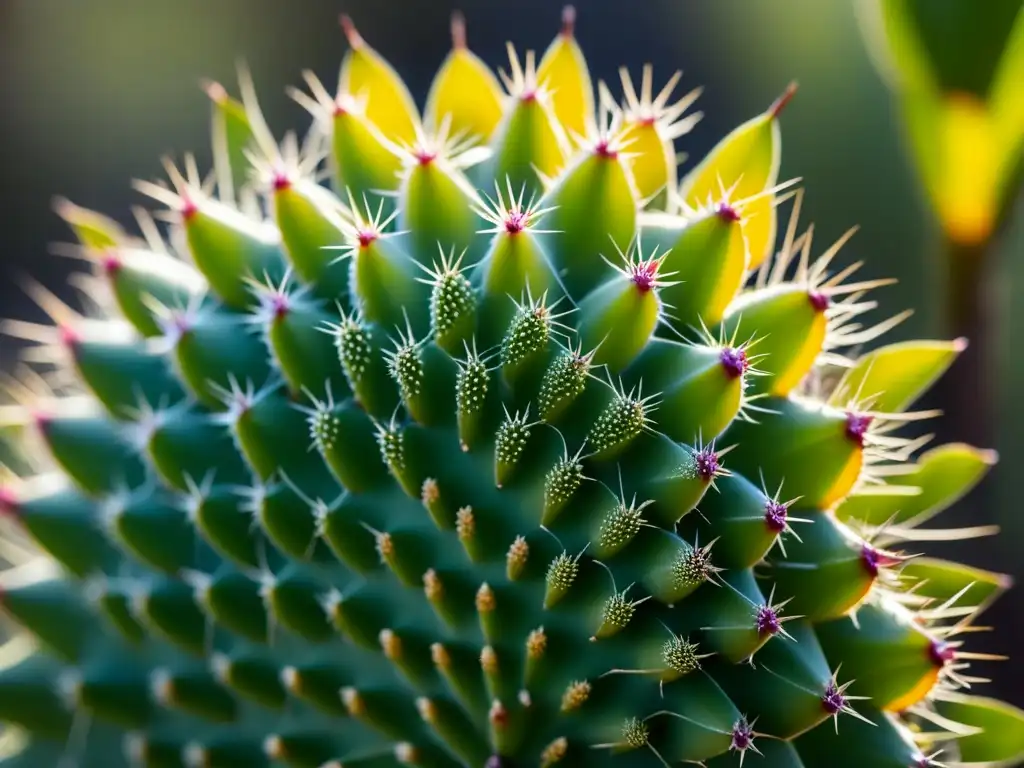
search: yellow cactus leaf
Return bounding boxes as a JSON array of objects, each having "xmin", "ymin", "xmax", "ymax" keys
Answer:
[
  {"xmin": 619, "ymin": 66, "xmax": 702, "ymax": 208},
  {"xmin": 424, "ymin": 13, "xmax": 505, "ymax": 142},
  {"xmin": 339, "ymin": 15, "xmax": 420, "ymax": 145},
  {"xmin": 772, "ymin": 308, "xmax": 827, "ymax": 396},
  {"xmin": 53, "ymin": 198, "xmax": 126, "ymax": 251},
  {"xmin": 679, "ymin": 83, "xmax": 796, "ymax": 268},
  {"xmin": 935, "ymin": 92, "xmax": 997, "ymax": 246},
  {"xmin": 537, "ymin": 6, "xmax": 595, "ymax": 139},
  {"xmin": 882, "ymin": 667, "xmax": 941, "ymax": 713},
  {"xmin": 625, "ymin": 122, "xmax": 675, "ymax": 205}
]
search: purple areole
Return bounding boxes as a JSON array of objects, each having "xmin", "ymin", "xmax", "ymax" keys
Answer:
[
  {"xmin": 694, "ymin": 446, "xmax": 720, "ymax": 482},
  {"xmin": 716, "ymin": 201, "xmax": 740, "ymax": 222},
  {"xmin": 860, "ymin": 544, "xmax": 902, "ymax": 577},
  {"xmin": 504, "ymin": 210, "xmax": 527, "ymax": 234},
  {"xmin": 764, "ymin": 499, "xmax": 788, "ymax": 533},
  {"xmin": 179, "ymin": 195, "xmax": 198, "ymax": 222},
  {"xmin": 730, "ymin": 719, "xmax": 755, "ymax": 752},
  {"xmin": 594, "ymin": 138, "xmax": 618, "ymax": 159},
  {"xmin": 720, "ymin": 347, "xmax": 749, "ymax": 379},
  {"xmin": 821, "ymin": 681, "xmax": 845, "ymax": 715},
  {"xmin": 808, "ymin": 290, "xmax": 830, "ymax": 312},
  {"xmin": 631, "ymin": 259, "xmax": 659, "ymax": 293},
  {"xmin": 269, "ymin": 292, "xmax": 289, "ymax": 320},
  {"xmin": 755, "ymin": 605, "xmax": 781, "ymax": 636},
  {"xmin": 357, "ymin": 229, "xmax": 378, "ymax": 248},
  {"xmin": 929, "ymin": 639, "xmax": 956, "ymax": 668},
  {"xmin": 271, "ymin": 168, "xmax": 291, "ymax": 192},
  {"xmin": 861, "ymin": 544, "xmax": 882, "ymax": 576},
  {"xmin": 845, "ymin": 412, "xmax": 873, "ymax": 446}
]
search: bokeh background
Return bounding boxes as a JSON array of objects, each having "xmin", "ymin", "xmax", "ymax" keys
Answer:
[{"xmin": 1, "ymin": 0, "xmax": 1022, "ymax": 704}]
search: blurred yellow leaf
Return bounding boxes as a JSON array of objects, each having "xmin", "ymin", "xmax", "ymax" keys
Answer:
[{"xmin": 938, "ymin": 93, "xmax": 998, "ymax": 245}]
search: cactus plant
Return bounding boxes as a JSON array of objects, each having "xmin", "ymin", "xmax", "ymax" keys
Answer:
[{"xmin": 0, "ymin": 8, "xmax": 1022, "ymax": 768}]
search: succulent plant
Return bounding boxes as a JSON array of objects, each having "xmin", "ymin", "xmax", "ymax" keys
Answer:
[{"xmin": 1, "ymin": 7, "xmax": 1022, "ymax": 768}]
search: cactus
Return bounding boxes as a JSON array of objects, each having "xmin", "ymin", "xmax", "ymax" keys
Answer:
[{"xmin": 0, "ymin": 8, "xmax": 1022, "ymax": 768}]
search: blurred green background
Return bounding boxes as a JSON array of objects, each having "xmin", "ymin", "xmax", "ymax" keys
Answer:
[{"xmin": 1, "ymin": 0, "xmax": 1021, "ymax": 702}]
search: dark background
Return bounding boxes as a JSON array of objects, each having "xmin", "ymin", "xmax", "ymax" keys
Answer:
[{"xmin": 1, "ymin": 0, "xmax": 1022, "ymax": 704}]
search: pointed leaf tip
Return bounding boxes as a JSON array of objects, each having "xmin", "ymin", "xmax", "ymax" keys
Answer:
[
  {"xmin": 769, "ymin": 81, "xmax": 799, "ymax": 118},
  {"xmin": 451, "ymin": 11, "xmax": 466, "ymax": 49},
  {"xmin": 562, "ymin": 5, "xmax": 576, "ymax": 37},
  {"xmin": 201, "ymin": 79, "xmax": 229, "ymax": 105},
  {"xmin": 340, "ymin": 14, "xmax": 364, "ymax": 48}
]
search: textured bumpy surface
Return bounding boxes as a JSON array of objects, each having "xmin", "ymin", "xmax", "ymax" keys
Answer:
[{"xmin": 1, "ymin": 8, "xmax": 1022, "ymax": 768}]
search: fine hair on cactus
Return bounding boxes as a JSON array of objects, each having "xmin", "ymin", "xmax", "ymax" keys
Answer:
[{"xmin": 1, "ymin": 6, "xmax": 1022, "ymax": 768}]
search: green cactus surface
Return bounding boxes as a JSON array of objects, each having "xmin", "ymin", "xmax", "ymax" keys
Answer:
[{"xmin": 0, "ymin": 7, "xmax": 1022, "ymax": 768}]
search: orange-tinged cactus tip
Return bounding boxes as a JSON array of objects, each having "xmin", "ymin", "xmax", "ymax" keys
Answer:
[
  {"xmin": 561, "ymin": 5, "xmax": 576, "ymax": 37},
  {"xmin": 451, "ymin": 10, "xmax": 467, "ymax": 49},
  {"xmin": 340, "ymin": 14, "xmax": 364, "ymax": 49},
  {"xmin": 769, "ymin": 80, "xmax": 799, "ymax": 118}
]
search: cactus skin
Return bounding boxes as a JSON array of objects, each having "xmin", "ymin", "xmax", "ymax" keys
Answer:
[{"xmin": 0, "ymin": 8, "xmax": 1021, "ymax": 768}]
